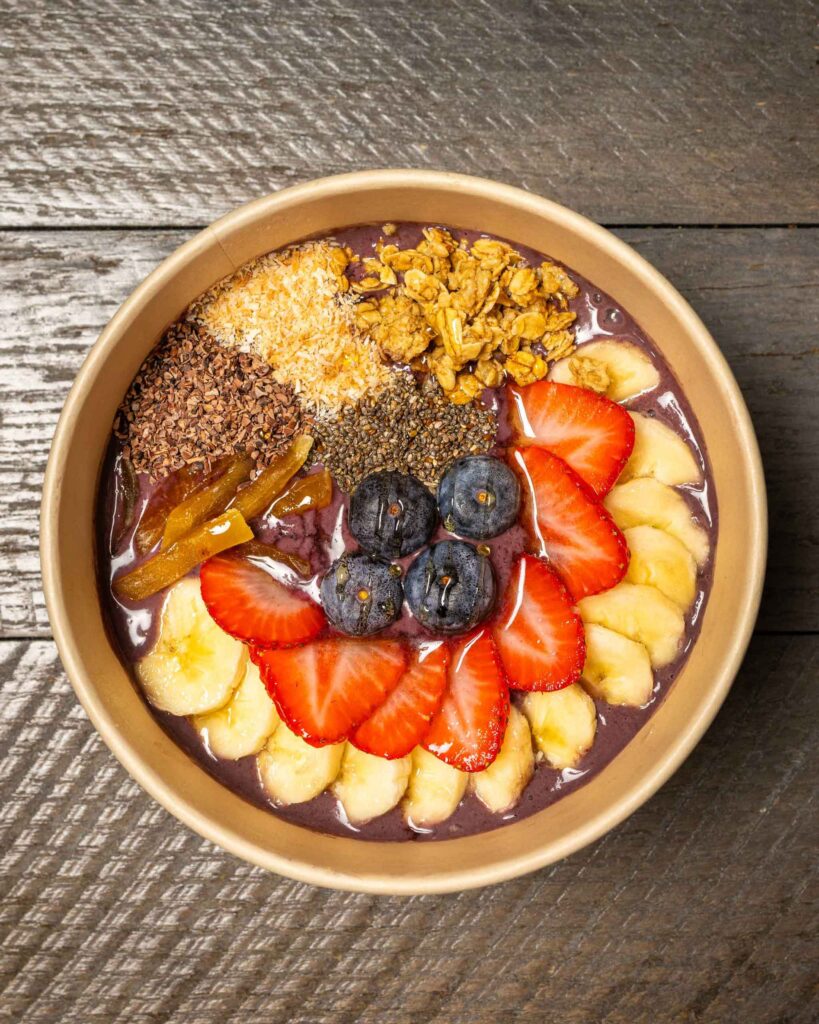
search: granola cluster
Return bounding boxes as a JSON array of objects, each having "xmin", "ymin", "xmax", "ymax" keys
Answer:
[
  {"xmin": 563, "ymin": 354, "xmax": 611, "ymax": 394},
  {"xmin": 353, "ymin": 228, "xmax": 579, "ymax": 404}
]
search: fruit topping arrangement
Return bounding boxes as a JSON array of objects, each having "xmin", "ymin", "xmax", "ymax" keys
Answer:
[{"xmin": 102, "ymin": 224, "xmax": 715, "ymax": 838}]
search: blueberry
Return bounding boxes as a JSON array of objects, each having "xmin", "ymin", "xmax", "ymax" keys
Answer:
[
  {"xmin": 405, "ymin": 540, "xmax": 496, "ymax": 635},
  {"xmin": 349, "ymin": 471, "xmax": 437, "ymax": 558},
  {"xmin": 320, "ymin": 553, "xmax": 404, "ymax": 637},
  {"xmin": 437, "ymin": 455, "xmax": 520, "ymax": 540}
]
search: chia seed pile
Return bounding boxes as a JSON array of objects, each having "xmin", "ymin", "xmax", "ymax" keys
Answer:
[
  {"xmin": 114, "ymin": 323, "xmax": 304, "ymax": 481},
  {"xmin": 313, "ymin": 371, "xmax": 498, "ymax": 491}
]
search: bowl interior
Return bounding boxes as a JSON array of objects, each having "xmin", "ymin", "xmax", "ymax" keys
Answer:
[{"xmin": 41, "ymin": 171, "xmax": 765, "ymax": 894}]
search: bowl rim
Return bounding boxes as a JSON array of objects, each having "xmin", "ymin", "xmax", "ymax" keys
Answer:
[{"xmin": 40, "ymin": 169, "xmax": 767, "ymax": 894}]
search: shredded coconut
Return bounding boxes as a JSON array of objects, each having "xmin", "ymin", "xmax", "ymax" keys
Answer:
[{"xmin": 193, "ymin": 242, "xmax": 391, "ymax": 412}]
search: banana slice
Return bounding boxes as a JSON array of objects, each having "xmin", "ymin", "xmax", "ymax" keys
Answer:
[
  {"xmin": 522, "ymin": 684, "xmax": 597, "ymax": 770},
  {"xmin": 619, "ymin": 412, "xmax": 702, "ymax": 487},
  {"xmin": 257, "ymin": 725, "xmax": 344, "ymax": 805},
  {"xmin": 604, "ymin": 478, "xmax": 710, "ymax": 566},
  {"xmin": 136, "ymin": 577, "xmax": 247, "ymax": 715},
  {"xmin": 624, "ymin": 525, "xmax": 697, "ymax": 610},
  {"xmin": 193, "ymin": 660, "xmax": 280, "ymax": 759},
  {"xmin": 581, "ymin": 623, "xmax": 654, "ymax": 707},
  {"xmin": 470, "ymin": 706, "xmax": 534, "ymax": 813},
  {"xmin": 403, "ymin": 747, "xmax": 468, "ymax": 828},
  {"xmin": 333, "ymin": 745, "xmax": 411, "ymax": 825},
  {"xmin": 579, "ymin": 581, "xmax": 685, "ymax": 668},
  {"xmin": 549, "ymin": 339, "xmax": 660, "ymax": 401}
]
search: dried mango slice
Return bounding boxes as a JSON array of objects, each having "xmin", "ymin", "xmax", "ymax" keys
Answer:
[
  {"xmin": 161, "ymin": 457, "xmax": 253, "ymax": 549},
  {"xmin": 237, "ymin": 540, "xmax": 312, "ymax": 578},
  {"xmin": 269, "ymin": 468, "xmax": 332, "ymax": 518},
  {"xmin": 114, "ymin": 509, "xmax": 252, "ymax": 602},
  {"xmin": 231, "ymin": 435, "xmax": 313, "ymax": 521},
  {"xmin": 134, "ymin": 466, "xmax": 201, "ymax": 555}
]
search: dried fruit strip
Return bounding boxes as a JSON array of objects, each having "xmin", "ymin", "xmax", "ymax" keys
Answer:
[
  {"xmin": 134, "ymin": 465, "xmax": 202, "ymax": 555},
  {"xmin": 269, "ymin": 468, "xmax": 332, "ymax": 518},
  {"xmin": 161, "ymin": 457, "xmax": 253, "ymax": 549},
  {"xmin": 114, "ymin": 509, "xmax": 253, "ymax": 602},
  {"xmin": 230, "ymin": 435, "xmax": 313, "ymax": 521}
]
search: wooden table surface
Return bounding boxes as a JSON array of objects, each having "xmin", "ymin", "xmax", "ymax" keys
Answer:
[{"xmin": 1, "ymin": 2, "xmax": 816, "ymax": 1021}]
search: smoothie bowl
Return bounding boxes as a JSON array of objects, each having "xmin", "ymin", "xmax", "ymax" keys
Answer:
[{"xmin": 41, "ymin": 171, "xmax": 766, "ymax": 894}]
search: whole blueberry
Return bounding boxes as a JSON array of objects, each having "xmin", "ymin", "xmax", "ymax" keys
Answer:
[
  {"xmin": 349, "ymin": 471, "xmax": 437, "ymax": 558},
  {"xmin": 437, "ymin": 455, "xmax": 521, "ymax": 540},
  {"xmin": 320, "ymin": 553, "xmax": 403, "ymax": 637},
  {"xmin": 405, "ymin": 540, "xmax": 496, "ymax": 635}
]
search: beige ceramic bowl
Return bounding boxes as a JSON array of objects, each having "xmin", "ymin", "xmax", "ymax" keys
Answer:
[{"xmin": 41, "ymin": 170, "xmax": 766, "ymax": 894}]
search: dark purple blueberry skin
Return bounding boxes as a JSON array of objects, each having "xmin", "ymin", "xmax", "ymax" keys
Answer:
[
  {"xmin": 320, "ymin": 552, "xmax": 403, "ymax": 636},
  {"xmin": 404, "ymin": 539, "xmax": 496, "ymax": 635},
  {"xmin": 437, "ymin": 455, "xmax": 521, "ymax": 540},
  {"xmin": 349, "ymin": 471, "xmax": 437, "ymax": 558}
]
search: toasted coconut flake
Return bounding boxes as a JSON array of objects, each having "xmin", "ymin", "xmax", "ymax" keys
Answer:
[{"xmin": 194, "ymin": 242, "xmax": 392, "ymax": 412}]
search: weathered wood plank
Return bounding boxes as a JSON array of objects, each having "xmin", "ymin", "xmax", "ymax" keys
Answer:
[
  {"xmin": 1, "ymin": 0, "xmax": 816, "ymax": 227},
  {"xmin": 1, "ymin": 227, "xmax": 815, "ymax": 637},
  {"xmin": 0, "ymin": 634, "xmax": 816, "ymax": 1023}
]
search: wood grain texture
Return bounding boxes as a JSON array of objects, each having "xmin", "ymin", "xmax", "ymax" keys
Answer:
[
  {"xmin": 0, "ymin": 634, "xmax": 816, "ymax": 1024},
  {"xmin": 2, "ymin": 4, "xmax": 817, "ymax": 1015},
  {"xmin": 1, "ymin": 227, "xmax": 816, "ymax": 637},
  {"xmin": 1, "ymin": 0, "xmax": 816, "ymax": 227}
]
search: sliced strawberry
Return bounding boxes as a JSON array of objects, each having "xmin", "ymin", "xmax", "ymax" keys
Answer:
[
  {"xmin": 200, "ymin": 554, "xmax": 325, "ymax": 648},
  {"xmin": 509, "ymin": 381, "xmax": 634, "ymax": 496},
  {"xmin": 352, "ymin": 642, "xmax": 449, "ymax": 759},
  {"xmin": 423, "ymin": 630, "xmax": 509, "ymax": 772},
  {"xmin": 493, "ymin": 554, "xmax": 585, "ymax": 692},
  {"xmin": 510, "ymin": 445, "xmax": 629, "ymax": 601},
  {"xmin": 255, "ymin": 638, "xmax": 407, "ymax": 746}
]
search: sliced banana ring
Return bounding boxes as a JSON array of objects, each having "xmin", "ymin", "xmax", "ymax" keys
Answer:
[
  {"xmin": 333, "ymin": 744, "xmax": 411, "ymax": 825},
  {"xmin": 257, "ymin": 725, "xmax": 344, "ymax": 806},
  {"xmin": 403, "ymin": 747, "xmax": 468, "ymax": 828},
  {"xmin": 136, "ymin": 578, "xmax": 247, "ymax": 716},
  {"xmin": 470, "ymin": 705, "xmax": 534, "ymax": 813},
  {"xmin": 605, "ymin": 478, "xmax": 710, "ymax": 567},
  {"xmin": 580, "ymin": 623, "xmax": 654, "ymax": 707},
  {"xmin": 549, "ymin": 339, "xmax": 660, "ymax": 402},
  {"xmin": 193, "ymin": 660, "xmax": 280, "ymax": 760},
  {"xmin": 619, "ymin": 412, "xmax": 702, "ymax": 487},
  {"xmin": 522, "ymin": 684, "xmax": 597, "ymax": 770}
]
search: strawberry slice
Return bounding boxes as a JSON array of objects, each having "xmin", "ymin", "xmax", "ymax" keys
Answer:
[
  {"xmin": 200, "ymin": 554, "xmax": 325, "ymax": 648},
  {"xmin": 493, "ymin": 554, "xmax": 585, "ymax": 692},
  {"xmin": 255, "ymin": 638, "xmax": 407, "ymax": 746},
  {"xmin": 509, "ymin": 381, "xmax": 634, "ymax": 496},
  {"xmin": 423, "ymin": 630, "xmax": 509, "ymax": 772},
  {"xmin": 352, "ymin": 642, "xmax": 449, "ymax": 759},
  {"xmin": 510, "ymin": 446, "xmax": 629, "ymax": 601}
]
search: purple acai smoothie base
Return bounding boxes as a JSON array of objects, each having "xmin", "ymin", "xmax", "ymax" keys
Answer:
[{"xmin": 96, "ymin": 222, "xmax": 718, "ymax": 842}]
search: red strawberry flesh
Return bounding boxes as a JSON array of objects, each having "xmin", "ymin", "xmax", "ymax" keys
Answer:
[
  {"xmin": 352, "ymin": 641, "xmax": 449, "ymax": 759},
  {"xmin": 509, "ymin": 381, "xmax": 634, "ymax": 496},
  {"xmin": 510, "ymin": 445, "xmax": 629, "ymax": 601},
  {"xmin": 255, "ymin": 638, "xmax": 407, "ymax": 746},
  {"xmin": 493, "ymin": 554, "xmax": 585, "ymax": 692},
  {"xmin": 200, "ymin": 554, "xmax": 325, "ymax": 648},
  {"xmin": 423, "ymin": 629, "xmax": 509, "ymax": 772}
]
